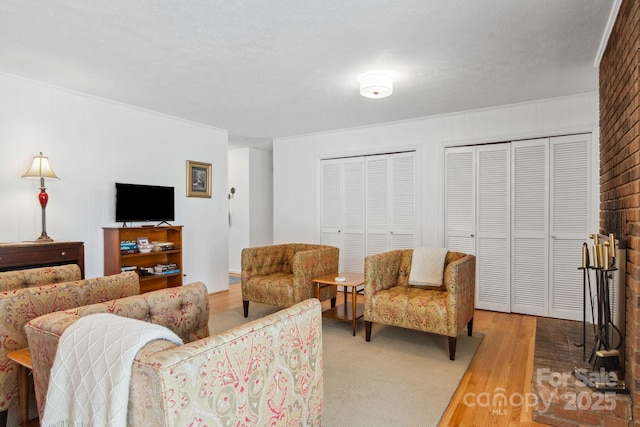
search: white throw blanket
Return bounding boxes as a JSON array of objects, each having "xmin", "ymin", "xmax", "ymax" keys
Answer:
[
  {"xmin": 408, "ymin": 247, "xmax": 449, "ymax": 287},
  {"xmin": 42, "ymin": 313, "xmax": 183, "ymax": 427}
]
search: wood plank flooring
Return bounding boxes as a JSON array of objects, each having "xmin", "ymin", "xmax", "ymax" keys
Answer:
[{"xmin": 209, "ymin": 283, "xmax": 547, "ymax": 427}]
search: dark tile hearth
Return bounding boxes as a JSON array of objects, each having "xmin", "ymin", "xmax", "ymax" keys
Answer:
[{"xmin": 532, "ymin": 317, "xmax": 631, "ymax": 426}]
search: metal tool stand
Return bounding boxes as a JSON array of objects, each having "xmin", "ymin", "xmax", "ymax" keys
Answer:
[{"xmin": 574, "ymin": 263, "xmax": 627, "ymax": 393}]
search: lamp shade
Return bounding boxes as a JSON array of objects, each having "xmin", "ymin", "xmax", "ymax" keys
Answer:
[
  {"xmin": 359, "ymin": 72, "xmax": 393, "ymax": 99},
  {"xmin": 22, "ymin": 152, "xmax": 60, "ymax": 180}
]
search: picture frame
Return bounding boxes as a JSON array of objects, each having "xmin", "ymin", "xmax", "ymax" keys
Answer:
[{"xmin": 186, "ymin": 160, "xmax": 212, "ymax": 198}]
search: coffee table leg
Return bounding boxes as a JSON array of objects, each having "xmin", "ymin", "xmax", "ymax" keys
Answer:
[
  {"xmin": 18, "ymin": 365, "xmax": 28, "ymax": 425},
  {"xmin": 351, "ymin": 286, "xmax": 357, "ymax": 336}
]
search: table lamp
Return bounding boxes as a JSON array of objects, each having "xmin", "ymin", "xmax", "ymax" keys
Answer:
[{"xmin": 22, "ymin": 152, "xmax": 60, "ymax": 242}]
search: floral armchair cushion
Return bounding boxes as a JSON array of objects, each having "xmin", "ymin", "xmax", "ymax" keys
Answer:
[{"xmin": 241, "ymin": 243, "xmax": 339, "ymax": 315}]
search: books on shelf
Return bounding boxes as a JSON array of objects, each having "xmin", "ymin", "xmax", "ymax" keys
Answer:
[
  {"xmin": 120, "ymin": 240, "xmax": 137, "ymax": 254},
  {"xmin": 152, "ymin": 263, "xmax": 179, "ymax": 275},
  {"xmin": 151, "ymin": 269, "xmax": 180, "ymax": 275},
  {"xmin": 120, "ymin": 265, "xmax": 137, "ymax": 272},
  {"xmin": 151, "ymin": 241, "xmax": 175, "ymax": 251}
]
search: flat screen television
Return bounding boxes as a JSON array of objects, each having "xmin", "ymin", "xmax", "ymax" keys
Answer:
[{"xmin": 115, "ymin": 183, "xmax": 175, "ymax": 223}]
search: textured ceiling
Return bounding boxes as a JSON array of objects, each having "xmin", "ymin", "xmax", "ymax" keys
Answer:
[{"xmin": 0, "ymin": 1, "xmax": 613, "ymax": 145}]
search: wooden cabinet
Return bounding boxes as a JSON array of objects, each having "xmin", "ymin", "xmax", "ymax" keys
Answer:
[
  {"xmin": 0, "ymin": 241, "xmax": 85, "ymax": 278},
  {"xmin": 103, "ymin": 226, "xmax": 183, "ymax": 293}
]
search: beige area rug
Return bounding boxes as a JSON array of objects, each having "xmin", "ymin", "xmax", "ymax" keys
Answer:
[{"xmin": 209, "ymin": 303, "xmax": 483, "ymax": 427}]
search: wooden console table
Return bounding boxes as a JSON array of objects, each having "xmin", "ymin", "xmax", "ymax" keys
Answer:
[{"xmin": 0, "ymin": 241, "xmax": 85, "ymax": 278}]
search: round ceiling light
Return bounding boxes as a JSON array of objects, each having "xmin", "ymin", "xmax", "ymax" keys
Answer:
[{"xmin": 359, "ymin": 71, "xmax": 393, "ymax": 99}]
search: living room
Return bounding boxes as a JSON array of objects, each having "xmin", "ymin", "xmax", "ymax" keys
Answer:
[{"xmin": 0, "ymin": 1, "xmax": 635, "ymax": 426}]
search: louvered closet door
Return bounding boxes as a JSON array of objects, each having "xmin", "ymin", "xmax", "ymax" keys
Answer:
[
  {"xmin": 321, "ymin": 160, "xmax": 343, "ymax": 258},
  {"xmin": 476, "ymin": 144, "xmax": 510, "ymax": 312},
  {"xmin": 366, "ymin": 153, "xmax": 416, "ymax": 255},
  {"xmin": 341, "ymin": 158, "xmax": 365, "ymax": 272},
  {"xmin": 320, "ymin": 158, "xmax": 365, "ymax": 272},
  {"xmin": 366, "ymin": 156, "xmax": 390, "ymax": 255},
  {"xmin": 390, "ymin": 153, "xmax": 416, "ymax": 249},
  {"xmin": 511, "ymin": 139, "xmax": 549, "ymax": 316},
  {"xmin": 549, "ymin": 134, "xmax": 591, "ymax": 320},
  {"xmin": 445, "ymin": 147, "xmax": 476, "ymax": 254}
]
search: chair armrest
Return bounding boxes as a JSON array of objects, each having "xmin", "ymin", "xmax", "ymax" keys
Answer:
[
  {"xmin": 444, "ymin": 254, "xmax": 476, "ymax": 325},
  {"xmin": 292, "ymin": 247, "xmax": 339, "ymax": 301}
]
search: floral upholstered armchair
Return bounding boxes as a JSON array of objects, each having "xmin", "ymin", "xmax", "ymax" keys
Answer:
[
  {"xmin": 364, "ymin": 250, "xmax": 475, "ymax": 360},
  {"xmin": 0, "ymin": 265, "xmax": 139, "ymax": 426},
  {"xmin": 241, "ymin": 243, "xmax": 339, "ymax": 316},
  {"xmin": 26, "ymin": 283, "xmax": 324, "ymax": 426}
]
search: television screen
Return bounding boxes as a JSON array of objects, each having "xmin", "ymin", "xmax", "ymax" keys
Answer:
[{"xmin": 115, "ymin": 183, "xmax": 175, "ymax": 223}]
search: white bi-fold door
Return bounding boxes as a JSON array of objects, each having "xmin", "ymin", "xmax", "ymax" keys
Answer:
[
  {"xmin": 321, "ymin": 152, "xmax": 417, "ymax": 272},
  {"xmin": 321, "ymin": 157, "xmax": 365, "ymax": 272},
  {"xmin": 445, "ymin": 144, "xmax": 511, "ymax": 312},
  {"xmin": 445, "ymin": 134, "xmax": 592, "ymax": 320}
]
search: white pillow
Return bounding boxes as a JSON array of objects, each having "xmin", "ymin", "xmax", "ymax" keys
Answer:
[{"xmin": 408, "ymin": 247, "xmax": 448, "ymax": 288}]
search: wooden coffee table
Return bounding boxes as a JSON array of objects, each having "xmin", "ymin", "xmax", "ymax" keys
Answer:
[{"xmin": 313, "ymin": 272, "xmax": 364, "ymax": 336}]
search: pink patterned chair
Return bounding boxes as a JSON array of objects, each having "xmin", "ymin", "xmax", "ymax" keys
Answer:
[
  {"xmin": 241, "ymin": 243, "xmax": 339, "ymax": 316},
  {"xmin": 26, "ymin": 283, "xmax": 323, "ymax": 426},
  {"xmin": 0, "ymin": 265, "xmax": 139, "ymax": 426},
  {"xmin": 364, "ymin": 250, "xmax": 475, "ymax": 360}
]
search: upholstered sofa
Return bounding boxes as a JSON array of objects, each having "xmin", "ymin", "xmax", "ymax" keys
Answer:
[
  {"xmin": 0, "ymin": 265, "xmax": 140, "ymax": 425},
  {"xmin": 26, "ymin": 282, "xmax": 323, "ymax": 426},
  {"xmin": 241, "ymin": 243, "xmax": 339, "ymax": 316},
  {"xmin": 364, "ymin": 250, "xmax": 475, "ymax": 360}
]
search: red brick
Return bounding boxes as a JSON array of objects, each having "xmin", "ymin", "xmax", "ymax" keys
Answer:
[{"xmin": 601, "ymin": 0, "xmax": 639, "ymax": 423}]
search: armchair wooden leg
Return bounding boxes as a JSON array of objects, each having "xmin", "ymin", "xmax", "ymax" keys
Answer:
[
  {"xmin": 448, "ymin": 336, "xmax": 457, "ymax": 361},
  {"xmin": 0, "ymin": 409, "xmax": 6, "ymax": 427},
  {"xmin": 365, "ymin": 321, "xmax": 372, "ymax": 341},
  {"xmin": 467, "ymin": 318, "xmax": 473, "ymax": 336},
  {"xmin": 330, "ymin": 296, "xmax": 336, "ymax": 308},
  {"xmin": 243, "ymin": 300, "xmax": 249, "ymax": 318}
]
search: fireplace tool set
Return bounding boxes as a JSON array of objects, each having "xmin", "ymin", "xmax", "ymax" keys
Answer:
[{"xmin": 574, "ymin": 233, "xmax": 627, "ymax": 393}]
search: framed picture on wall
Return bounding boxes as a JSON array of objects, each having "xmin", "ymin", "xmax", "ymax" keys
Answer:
[{"xmin": 186, "ymin": 160, "xmax": 212, "ymax": 198}]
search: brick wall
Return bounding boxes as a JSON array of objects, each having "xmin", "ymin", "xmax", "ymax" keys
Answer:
[{"xmin": 599, "ymin": 0, "xmax": 640, "ymax": 423}]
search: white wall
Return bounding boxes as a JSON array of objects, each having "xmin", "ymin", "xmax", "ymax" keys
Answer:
[
  {"xmin": 273, "ymin": 92, "xmax": 600, "ymax": 246},
  {"xmin": 0, "ymin": 73, "xmax": 230, "ymax": 293},
  {"xmin": 228, "ymin": 147, "xmax": 273, "ymax": 273},
  {"xmin": 248, "ymin": 148, "xmax": 273, "ymax": 247},
  {"xmin": 228, "ymin": 148, "xmax": 251, "ymax": 272}
]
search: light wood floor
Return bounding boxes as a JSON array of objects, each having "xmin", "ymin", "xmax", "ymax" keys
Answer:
[{"xmin": 209, "ymin": 283, "xmax": 547, "ymax": 427}]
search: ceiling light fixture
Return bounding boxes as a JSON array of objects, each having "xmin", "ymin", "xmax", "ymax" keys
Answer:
[{"xmin": 359, "ymin": 71, "xmax": 393, "ymax": 99}]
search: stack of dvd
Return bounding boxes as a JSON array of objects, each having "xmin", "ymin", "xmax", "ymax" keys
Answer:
[
  {"xmin": 120, "ymin": 240, "xmax": 137, "ymax": 254},
  {"xmin": 153, "ymin": 263, "xmax": 180, "ymax": 275},
  {"xmin": 152, "ymin": 241, "xmax": 175, "ymax": 251}
]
